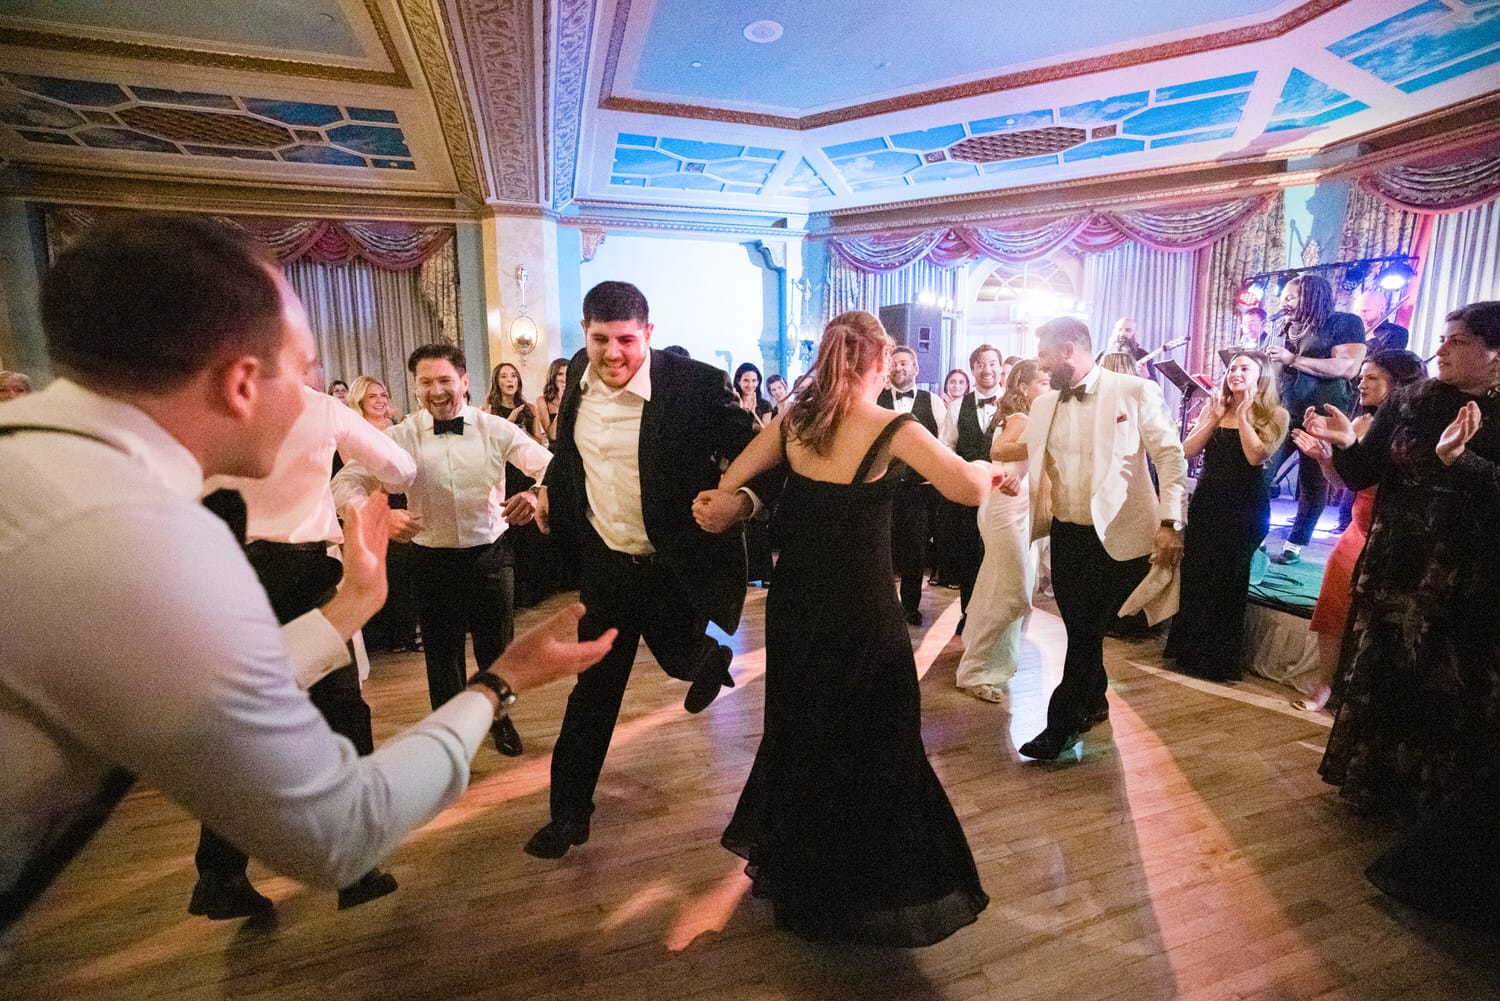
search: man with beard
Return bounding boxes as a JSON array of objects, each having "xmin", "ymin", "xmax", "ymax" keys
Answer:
[
  {"xmin": 333, "ymin": 343, "xmax": 552, "ymax": 757},
  {"xmin": 939, "ymin": 344, "xmax": 1003, "ymax": 631},
  {"xmin": 1017, "ymin": 317, "xmax": 1187, "ymax": 760},
  {"xmin": 877, "ymin": 345, "xmax": 947, "ymax": 625}
]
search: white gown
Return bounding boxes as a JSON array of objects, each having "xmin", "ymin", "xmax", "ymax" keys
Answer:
[{"xmin": 955, "ymin": 458, "xmax": 1034, "ymax": 689}]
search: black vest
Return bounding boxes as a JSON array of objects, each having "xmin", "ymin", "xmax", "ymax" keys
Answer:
[
  {"xmin": 955, "ymin": 393, "xmax": 996, "ymax": 461},
  {"xmin": 877, "ymin": 387, "xmax": 939, "ymax": 436}
]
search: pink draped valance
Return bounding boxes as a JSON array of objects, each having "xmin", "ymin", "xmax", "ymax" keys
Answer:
[
  {"xmin": 1359, "ymin": 148, "xmax": 1500, "ymax": 215},
  {"xmin": 826, "ymin": 195, "xmax": 1273, "ymax": 274},
  {"xmin": 46, "ymin": 207, "xmax": 453, "ymax": 272}
]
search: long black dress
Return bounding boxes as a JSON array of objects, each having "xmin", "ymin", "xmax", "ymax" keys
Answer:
[
  {"xmin": 722, "ymin": 414, "xmax": 988, "ymax": 947},
  {"xmin": 1164, "ymin": 425, "xmax": 1271, "ymax": 680}
]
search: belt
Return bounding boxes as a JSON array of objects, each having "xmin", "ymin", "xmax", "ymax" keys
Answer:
[{"xmin": 245, "ymin": 540, "xmax": 332, "ymax": 554}]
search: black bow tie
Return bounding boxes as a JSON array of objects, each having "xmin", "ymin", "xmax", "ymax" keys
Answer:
[
  {"xmin": 976, "ymin": 396, "xmax": 996, "ymax": 407},
  {"xmin": 894, "ymin": 389, "xmax": 915, "ymax": 400},
  {"xmin": 1057, "ymin": 385, "xmax": 1089, "ymax": 404},
  {"xmin": 433, "ymin": 416, "xmax": 465, "ymax": 435}
]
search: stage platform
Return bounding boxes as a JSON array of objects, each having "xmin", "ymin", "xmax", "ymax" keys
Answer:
[{"xmin": 1243, "ymin": 497, "xmax": 1343, "ymax": 697}]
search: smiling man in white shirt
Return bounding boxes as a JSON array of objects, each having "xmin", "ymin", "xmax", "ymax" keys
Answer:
[
  {"xmin": 0, "ymin": 215, "xmax": 613, "ymax": 936},
  {"xmin": 333, "ymin": 343, "xmax": 553, "ymax": 758}
]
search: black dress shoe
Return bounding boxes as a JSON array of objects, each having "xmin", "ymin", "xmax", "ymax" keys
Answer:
[
  {"xmin": 337, "ymin": 868, "xmax": 398, "ymax": 910},
  {"xmin": 1018, "ymin": 728, "xmax": 1081, "ymax": 761},
  {"xmin": 904, "ymin": 609, "xmax": 923, "ymax": 626},
  {"xmin": 684, "ymin": 645, "xmax": 734, "ymax": 714},
  {"xmin": 492, "ymin": 715, "xmax": 523, "ymax": 757},
  {"xmin": 188, "ymin": 872, "xmax": 274, "ymax": 920},
  {"xmin": 955, "ymin": 614, "xmax": 966, "ymax": 637},
  {"xmin": 524, "ymin": 818, "xmax": 590, "ymax": 859},
  {"xmin": 1081, "ymin": 702, "xmax": 1110, "ymax": 729}
]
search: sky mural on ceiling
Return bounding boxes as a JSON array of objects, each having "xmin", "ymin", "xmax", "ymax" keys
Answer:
[
  {"xmin": 1328, "ymin": 0, "xmax": 1500, "ymax": 93},
  {"xmin": 0, "ymin": 73, "xmax": 414, "ymax": 170}
]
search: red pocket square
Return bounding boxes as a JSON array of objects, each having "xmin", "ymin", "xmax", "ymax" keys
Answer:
[{"xmin": 1116, "ymin": 413, "xmax": 1128, "ymax": 423}]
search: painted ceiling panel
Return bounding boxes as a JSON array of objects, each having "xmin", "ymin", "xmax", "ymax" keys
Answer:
[
  {"xmin": 782, "ymin": 158, "xmax": 834, "ymax": 197},
  {"xmin": 968, "ymin": 110, "xmax": 1055, "ymax": 134},
  {"xmin": 1122, "ymin": 92, "xmax": 1251, "ymax": 135},
  {"xmin": 609, "ymin": 132, "xmax": 785, "ymax": 194},
  {"xmin": 1343, "ymin": 1, "xmax": 1500, "ymax": 90},
  {"xmin": 1154, "ymin": 71, "xmax": 1258, "ymax": 102}
]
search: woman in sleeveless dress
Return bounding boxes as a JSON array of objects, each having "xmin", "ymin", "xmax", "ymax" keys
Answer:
[
  {"xmin": 1164, "ymin": 351, "xmax": 1288, "ymax": 681},
  {"xmin": 693, "ymin": 311, "xmax": 1012, "ymax": 947}
]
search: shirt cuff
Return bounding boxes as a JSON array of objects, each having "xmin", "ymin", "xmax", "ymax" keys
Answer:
[
  {"xmin": 283, "ymin": 611, "xmax": 352, "ymax": 690},
  {"xmin": 736, "ymin": 486, "xmax": 763, "ymax": 520}
]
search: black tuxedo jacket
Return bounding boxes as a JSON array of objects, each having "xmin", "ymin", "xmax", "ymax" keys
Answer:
[{"xmin": 545, "ymin": 347, "xmax": 767, "ymax": 632}]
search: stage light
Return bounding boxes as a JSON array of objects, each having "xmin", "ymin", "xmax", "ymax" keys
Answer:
[
  {"xmin": 918, "ymin": 290, "xmax": 937, "ymax": 305},
  {"xmin": 1236, "ymin": 278, "xmax": 1265, "ymax": 307},
  {"xmin": 1343, "ymin": 261, "xmax": 1370, "ymax": 288},
  {"xmin": 1377, "ymin": 260, "xmax": 1415, "ymax": 291}
]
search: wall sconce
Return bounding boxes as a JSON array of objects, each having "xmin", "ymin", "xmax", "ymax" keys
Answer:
[{"xmin": 509, "ymin": 264, "xmax": 539, "ymax": 356}]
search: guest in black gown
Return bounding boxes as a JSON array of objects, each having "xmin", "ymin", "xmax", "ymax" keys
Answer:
[
  {"xmin": 1304, "ymin": 301, "xmax": 1500, "ymax": 930},
  {"xmin": 693, "ymin": 310, "xmax": 1011, "ymax": 947},
  {"xmin": 1165, "ymin": 351, "xmax": 1288, "ymax": 681}
]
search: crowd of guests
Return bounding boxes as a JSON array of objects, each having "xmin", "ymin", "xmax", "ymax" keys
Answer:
[{"xmin": 3, "ymin": 212, "xmax": 1493, "ymax": 949}]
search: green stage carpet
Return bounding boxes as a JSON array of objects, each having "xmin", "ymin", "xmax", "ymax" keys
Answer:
[{"xmin": 1248, "ymin": 548, "xmax": 1325, "ymax": 615}]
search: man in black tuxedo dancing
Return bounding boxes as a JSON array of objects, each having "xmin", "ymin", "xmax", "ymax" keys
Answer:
[
  {"xmin": 527, "ymin": 281, "xmax": 771, "ymax": 858},
  {"xmin": 877, "ymin": 345, "xmax": 947, "ymax": 625}
]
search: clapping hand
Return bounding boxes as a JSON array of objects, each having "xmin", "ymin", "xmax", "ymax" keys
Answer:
[
  {"xmin": 1195, "ymin": 394, "xmax": 1226, "ymax": 430},
  {"xmin": 340, "ymin": 492, "xmax": 390, "ymax": 605},
  {"xmin": 1233, "ymin": 392, "xmax": 1254, "ymax": 422},
  {"xmin": 1291, "ymin": 427, "xmax": 1330, "ymax": 461},
  {"xmin": 1437, "ymin": 400, "xmax": 1482, "ymax": 466},
  {"xmin": 1303, "ymin": 404, "xmax": 1357, "ymax": 449},
  {"xmin": 487, "ymin": 603, "xmax": 618, "ymax": 692}
]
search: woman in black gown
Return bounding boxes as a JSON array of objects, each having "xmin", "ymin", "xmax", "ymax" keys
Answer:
[
  {"xmin": 1165, "ymin": 351, "xmax": 1288, "ymax": 680},
  {"xmin": 693, "ymin": 311, "xmax": 1011, "ymax": 947}
]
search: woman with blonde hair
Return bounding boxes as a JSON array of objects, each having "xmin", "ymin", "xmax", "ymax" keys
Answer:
[
  {"xmin": 693, "ymin": 310, "xmax": 1006, "ymax": 946},
  {"xmin": 1165, "ymin": 351, "xmax": 1288, "ymax": 680},
  {"xmin": 346, "ymin": 375, "xmax": 398, "ymax": 430}
]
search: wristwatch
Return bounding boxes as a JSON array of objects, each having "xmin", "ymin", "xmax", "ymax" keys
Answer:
[
  {"xmin": 1160, "ymin": 519, "xmax": 1184, "ymax": 531},
  {"xmin": 467, "ymin": 670, "xmax": 517, "ymax": 714}
]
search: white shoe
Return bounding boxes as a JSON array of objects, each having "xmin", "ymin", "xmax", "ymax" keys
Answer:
[{"xmin": 959, "ymin": 683, "xmax": 1007, "ymax": 703}]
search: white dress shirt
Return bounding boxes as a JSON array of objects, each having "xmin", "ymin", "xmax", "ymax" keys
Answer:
[
  {"xmin": 0, "ymin": 380, "xmax": 494, "ymax": 895},
  {"xmin": 940, "ymin": 390, "xmax": 1000, "ymax": 450},
  {"xmin": 333, "ymin": 405, "xmax": 552, "ymax": 549},
  {"xmin": 575, "ymin": 356, "xmax": 653, "ymax": 556},
  {"xmin": 890, "ymin": 387, "xmax": 948, "ymax": 429},
  {"xmin": 207, "ymin": 386, "xmax": 415, "ymax": 544},
  {"xmin": 1043, "ymin": 364, "xmax": 1104, "ymax": 525}
]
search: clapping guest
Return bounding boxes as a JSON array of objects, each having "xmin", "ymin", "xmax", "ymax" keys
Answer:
[
  {"xmin": 941, "ymin": 368, "xmax": 971, "ymax": 410},
  {"xmin": 734, "ymin": 362, "xmax": 773, "ymax": 429},
  {"xmin": 347, "ymin": 375, "xmax": 396, "ymax": 431},
  {"xmin": 1164, "ymin": 352, "xmax": 1287, "ymax": 681},
  {"xmin": 766, "ymin": 373, "xmax": 790, "ymax": 417},
  {"xmin": 486, "ymin": 361, "xmax": 543, "ymax": 443},
  {"xmin": 955, "ymin": 359, "xmax": 1048, "ymax": 701},
  {"xmin": 1290, "ymin": 350, "xmax": 1426, "ymax": 712},
  {"xmin": 1304, "ymin": 302, "xmax": 1500, "ymax": 927},
  {"xmin": 535, "ymin": 356, "xmax": 569, "ymax": 447}
]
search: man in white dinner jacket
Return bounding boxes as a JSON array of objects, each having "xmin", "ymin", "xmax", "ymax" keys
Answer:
[{"xmin": 1018, "ymin": 316, "xmax": 1187, "ymax": 760}]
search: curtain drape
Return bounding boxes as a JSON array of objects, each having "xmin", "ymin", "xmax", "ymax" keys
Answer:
[
  {"xmin": 824, "ymin": 256, "xmax": 960, "ymax": 323},
  {"xmin": 1198, "ymin": 192, "xmax": 1286, "ymax": 375},
  {"xmin": 1360, "ymin": 150, "xmax": 1500, "ymax": 214},
  {"xmin": 1405, "ymin": 199, "xmax": 1500, "ymax": 359},
  {"xmin": 1338, "ymin": 183, "xmax": 1425, "ymax": 262},
  {"xmin": 283, "ymin": 258, "xmax": 445, "ymax": 413},
  {"xmin": 1084, "ymin": 242, "xmax": 1199, "ymax": 358},
  {"xmin": 824, "ymin": 195, "xmax": 1272, "ymax": 273}
]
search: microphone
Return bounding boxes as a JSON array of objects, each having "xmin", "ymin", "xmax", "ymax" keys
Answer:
[{"xmin": 1268, "ymin": 309, "xmax": 1287, "ymax": 321}]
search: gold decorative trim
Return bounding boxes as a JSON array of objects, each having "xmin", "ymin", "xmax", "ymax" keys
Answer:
[
  {"xmin": 600, "ymin": 0, "xmax": 1355, "ymax": 129},
  {"xmin": 0, "ymin": 0, "xmax": 411, "ymax": 87},
  {"xmin": 444, "ymin": 0, "xmax": 544, "ymax": 204},
  {"xmin": 399, "ymin": 0, "xmax": 485, "ymax": 198}
]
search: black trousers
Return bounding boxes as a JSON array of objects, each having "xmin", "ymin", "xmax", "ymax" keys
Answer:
[
  {"xmin": 1268, "ymin": 412, "xmax": 1329, "ymax": 547},
  {"xmin": 548, "ymin": 528, "xmax": 720, "ymax": 823},
  {"xmin": 1045, "ymin": 520, "xmax": 1151, "ymax": 734},
  {"xmin": 891, "ymin": 479, "xmax": 932, "ymax": 615},
  {"xmin": 952, "ymin": 504, "xmax": 984, "ymax": 613},
  {"xmin": 197, "ymin": 542, "xmax": 372, "ymax": 878},
  {"xmin": 410, "ymin": 538, "xmax": 514, "ymax": 710}
]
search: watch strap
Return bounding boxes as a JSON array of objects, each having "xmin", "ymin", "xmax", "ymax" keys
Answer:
[{"xmin": 467, "ymin": 671, "xmax": 517, "ymax": 710}]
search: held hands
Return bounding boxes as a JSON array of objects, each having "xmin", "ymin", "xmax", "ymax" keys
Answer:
[
  {"xmin": 486, "ymin": 603, "xmax": 618, "ymax": 692},
  {"xmin": 502, "ymin": 489, "xmax": 539, "ymax": 527},
  {"xmin": 991, "ymin": 467, "xmax": 1020, "ymax": 497},
  {"xmin": 1437, "ymin": 400, "xmax": 1482, "ymax": 466},
  {"xmin": 1303, "ymin": 404, "xmax": 1357, "ymax": 449},
  {"xmin": 535, "ymin": 484, "xmax": 550, "ymax": 535},
  {"xmin": 692, "ymin": 488, "xmax": 752, "ymax": 534}
]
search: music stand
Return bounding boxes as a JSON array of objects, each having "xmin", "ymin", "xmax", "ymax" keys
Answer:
[
  {"xmin": 1155, "ymin": 359, "xmax": 1210, "ymax": 439},
  {"xmin": 1218, "ymin": 348, "xmax": 1238, "ymax": 367}
]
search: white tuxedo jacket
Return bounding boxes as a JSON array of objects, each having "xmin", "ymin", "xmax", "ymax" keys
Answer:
[{"xmin": 1023, "ymin": 367, "xmax": 1187, "ymax": 562}]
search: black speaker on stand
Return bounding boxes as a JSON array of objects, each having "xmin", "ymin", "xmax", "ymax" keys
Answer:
[{"xmin": 879, "ymin": 303, "xmax": 944, "ymax": 383}]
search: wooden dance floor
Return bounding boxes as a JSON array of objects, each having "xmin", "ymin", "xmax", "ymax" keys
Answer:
[{"xmin": 4, "ymin": 588, "xmax": 1496, "ymax": 1001}]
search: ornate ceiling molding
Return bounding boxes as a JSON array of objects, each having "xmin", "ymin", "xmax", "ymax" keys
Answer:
[
  {"xmin": 398, "ymin": 0, "xmax": 484, "ymax": 198},
  {"xmin": 551, "ymin": 0, "xmax": 595, "ymax": 209},
  {"xmin": 444, "ymin": 0, "xmax": 543, "ymax": 204},
  {"xmin": 561, "ymin": 213, "xmax": 804, "ymax": 239},
  {"xmin": 600, "ymin": 0, "xmax": 1356, "ymax": 130},
  {"xmin": 0, "ymin": 0, "xmax": 411, "ymax": 88}
]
